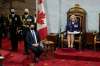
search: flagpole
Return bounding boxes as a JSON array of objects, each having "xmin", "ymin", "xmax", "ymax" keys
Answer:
[{"xmin": 59, "ymin": 0, "xmax": 62, "ymax": 34}]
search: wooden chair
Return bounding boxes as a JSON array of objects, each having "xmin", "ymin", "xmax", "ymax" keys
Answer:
[
  {"xmin": 94, "ymin": 33, "xmax": 100, "ymax": 50},
  {"xmin": 42, "ymin": 33, "xmax": 56, "ymax": 57},
  {"xmin": 61, "ymin": 32, "xmax": 82, "ymax": 49},
  {"xmin": 61, "ymin": 4, "xmax": 86, "ymax": 49},
  {"xmin": 93, "ymin": 14, "xmax": 100, "ymax": 50},
  {"xmin": 84, "ymin": 32, "xmax": 95, "ymax": 49}
]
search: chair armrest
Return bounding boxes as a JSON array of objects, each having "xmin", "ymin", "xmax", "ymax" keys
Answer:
[
  {"xmin": 93, "ymin": 32, "xmax": 99, "ymax": 44},
  {"xmin": 79, "ymin": 35, "xmax": 81, "ymax": 41},
  {"xmin": 93, "ymin": 32, "xmax": 98, "ymax": 40}
]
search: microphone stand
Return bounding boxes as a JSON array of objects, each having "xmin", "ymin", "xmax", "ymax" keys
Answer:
[{"xmin": 56, "ymin": 25, "xmax": 62, "ymax": 48}]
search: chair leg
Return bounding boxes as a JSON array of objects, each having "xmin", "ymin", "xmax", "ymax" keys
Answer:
[
  {"xmin": 79, "ymin": 42, "xmax": 81, "ymax": 50},
  {"xmin": 94, "ymin": 43, "xmax": 96, "ymax": 50}
]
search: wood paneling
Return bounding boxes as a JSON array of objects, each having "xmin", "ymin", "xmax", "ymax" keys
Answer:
[
  {"xmin": 85, "ymin": 32, "xmax": 94, "ymax": 45},
  {"xmin": 0, "ymin": 0, "xmax": 36, "ymax": 16}
]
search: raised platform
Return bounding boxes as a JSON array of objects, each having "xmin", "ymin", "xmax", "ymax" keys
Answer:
[
  {"xmin": 35, "ymin": 59, "xmax": 100, "ymax": 66},
  {"xmin": 54, "ymin": 48, "xmax": 100, "ymax": 62}
]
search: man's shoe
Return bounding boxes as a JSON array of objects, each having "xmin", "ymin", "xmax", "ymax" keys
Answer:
[
  {"xmin": 29, "ymin": 63, "xmax": 35, "ymax": 66},
  {"xmin": 24, "ymin": 52, "xmax": 30, "ymax": 55},
  {"xmin": 34, "ymin": 57, "xmax": 39, "ymax": 63}
]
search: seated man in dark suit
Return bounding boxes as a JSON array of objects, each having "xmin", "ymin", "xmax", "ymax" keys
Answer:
[{"xmin": 25, "ymin": 23, "xmax": 43, "ymax": 63}]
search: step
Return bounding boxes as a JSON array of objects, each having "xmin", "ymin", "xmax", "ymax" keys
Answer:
[
  {"xmin": 4, "ymin": 63, "xmax": 22, "ymax": 66},
  {"xmin": 35, "ymin": 59, "xmax": 100, "ymax": 66},
  {"xmin": 54, "ymin": 48, "xmax": 100, "ymax": 62}
]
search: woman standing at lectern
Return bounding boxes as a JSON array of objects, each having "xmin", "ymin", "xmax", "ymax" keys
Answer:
[{"xmin": 66, "ymin": 15, "xmax": 80, "ymax": 48}]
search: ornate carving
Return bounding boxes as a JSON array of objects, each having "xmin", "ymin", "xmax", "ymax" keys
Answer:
[
  {"xmin": 68, "ymin": 4, "xmax": 86, "ymax": 14},
  {"xmin": 0, "ymin": 0, "xmax": 10, "ymax": 8}
]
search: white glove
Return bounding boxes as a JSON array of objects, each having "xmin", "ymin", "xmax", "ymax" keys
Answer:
[{"xmin": 32, "ymin": 43, "xmax": 39, "ymax": 47}]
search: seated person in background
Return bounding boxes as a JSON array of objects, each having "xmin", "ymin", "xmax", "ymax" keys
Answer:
[
  {"xmin": 25, "ymin": 23, "xmax": 43, "ymax": 63},
  {"xmin": 66, "ymin": 15, "xmax": 80, "ymax": 48}
]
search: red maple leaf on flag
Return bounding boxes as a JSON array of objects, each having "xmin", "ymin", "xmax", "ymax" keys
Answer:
[
  {"xmin": 36, "ymin": 11, "xmax": 46, "ymax": 24},
  {"xmin": 38, "ymin": 0, "xmax": 44, "ymax": 4}
]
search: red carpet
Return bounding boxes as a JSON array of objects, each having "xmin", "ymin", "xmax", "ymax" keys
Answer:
[
  {"xmin": 1, "ymin": 37, "xmax": 100, "ymax": 66},
  {"xmin": 55, "ymin": 48, "xmax": 100, "ymax": 62},
  {"xmin": 35, "ymin": 59, "xmax": 100, "ymax": 66},
  {"xmin": 1, "ymin": 37, "xmax": 53, "ymax": 66},
  {"xmin": 0, "ymin": 50, "xmax": 10, "ymax": 58},
  {"xmin": 1, "ymin": 37, "xmax": 32, "ymax": 66},
  {"xmin": 7, "ymin": 53, "xmax": 26, "ymax": 63}
]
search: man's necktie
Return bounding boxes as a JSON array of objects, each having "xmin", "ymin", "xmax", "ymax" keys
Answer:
[{"xmin": 32, "ymin": 30, "xmax": 37, "ymax": 44}]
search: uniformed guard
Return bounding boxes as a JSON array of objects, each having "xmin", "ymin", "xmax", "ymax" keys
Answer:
[
  {"xmin": 0, "ymin": 13, "xmax": 5, "ymax": 49},
  {"xmin": 8, "ymin": 8, "xmax": 21, "ymax": 52},
  {"xmin": 21, "ymin": 8, "xmax": 36, "ymax": 55}
]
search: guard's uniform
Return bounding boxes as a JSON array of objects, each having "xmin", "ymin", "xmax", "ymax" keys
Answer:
[
  {"xmin": 21, "ymin": 15, "xmax": 35, "ymax": 54},
  {"xmin": 8, "ymin": 14, "xmax": 21, "ymax": 51},
  {"xmin": 0, "ymin": 15, "xmax": 5, "ymax": 48}
]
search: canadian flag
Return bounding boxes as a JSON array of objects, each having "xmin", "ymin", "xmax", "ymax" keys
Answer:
[{"xmin": 36, "ymin": 0, "xmax": 48, "ymax": 40}]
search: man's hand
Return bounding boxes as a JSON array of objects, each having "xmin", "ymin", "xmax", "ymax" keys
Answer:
[
  {"xmin": 17, "ymin": 30, "xmax": 22, "ymax": 33},
  {"xmin": 32, "ymin": 43, "xmax": 39, "ymax": 47}
]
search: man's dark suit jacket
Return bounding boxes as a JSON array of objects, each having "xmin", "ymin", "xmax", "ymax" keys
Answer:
[{"xmin": 25, "ymin": 30, "xmax": 40, "ymax": 49}]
